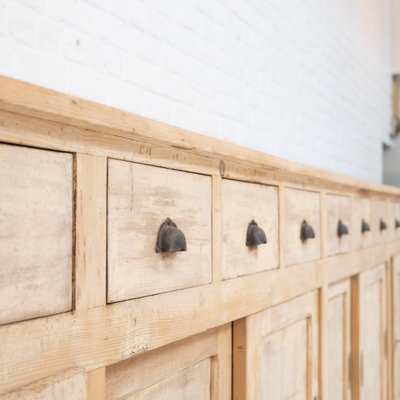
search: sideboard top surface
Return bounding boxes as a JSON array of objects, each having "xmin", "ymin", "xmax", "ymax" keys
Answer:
[{"xmin": 0, "ymin": 75, "xmax": 398, "ymax": 198}]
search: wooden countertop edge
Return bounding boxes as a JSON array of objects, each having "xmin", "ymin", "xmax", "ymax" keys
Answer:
[{"xmin": 0, "ymin": 75, "xmax": 399, "ymax": 197}]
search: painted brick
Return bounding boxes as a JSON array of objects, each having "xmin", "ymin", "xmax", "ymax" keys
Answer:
[{"xmin": 0, "ymin": 0, "xmax": 392, "ymax": 182}]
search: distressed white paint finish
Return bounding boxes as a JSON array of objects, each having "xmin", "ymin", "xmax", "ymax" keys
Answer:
[
  {"xmin": 0, "ymin": 144, "xmax": 73, "ymax": 325},
  {"xmin": 221, "ymin": 179, "xmax": 279, "ymax": 279},
  {"xmin": 107, "ymin": 159, "xmax": 211, "ymax": 302},
  {"xmin": 0, "ymin": 0, "xmax": 392, "ymax": 182}
]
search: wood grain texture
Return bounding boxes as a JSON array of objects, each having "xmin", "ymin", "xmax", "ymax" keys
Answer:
[
  {"xmin": 124, "ymin": 358, "xmax": 211, "ymax": 400},
  {"xmin": 0, "ymin": 259, "xmax": 323, "ymax": 395},
  {"xmin": 75, "ymin": 154, "xmax": 107, "ymax": 310},
  {"xmin": 106, "ymin": 328, "xmax": 218, "ymax": 400},
  {"xmin": 0, "ymin": 77, "xmax": 400, "ymax": 399},
  {"xmin": 372, "ymin": 199, "xmax": 392, "ymax": 244},
  {"xmin": 351, "ymin": 197, "xmax": 373, "ymax": 250},
  {"xmin": 212, "ymin": 175, "xmax": 223, "ymax": 282},
  {"xmin": 326, "ymin": 194, "xmax": 352, "ymax": 256},
  {"xmin": 213, "ymin": 323, "xmax": 232, "ymax": 400},
  {"xmin": 392, "ymin": 256, "xmax": 400, "ymax": 400},
  {"xmin": 390, "ymin": 201, "xmax": 400, "ymax": 241},
  {"xmin": 359, "ymin": 264, "xmax": 387, "ymax": 400},
  {"xmin": 284, "ymin": 187, "xmax": 321, "ymax": 266},
  {"xmin": 0, "ymin": 144, "xmax": 73, "ymax": 325},
  {"xmin": 1, "ymin": 76, "xmax": 400, "ymax": 197},
  {"xmin": 234, "ymin": 291, "xmax": 319, "ymax": 400},
  {"xmin": 221, "ymin": 179, "xmax": 279, "ymax": 279},
  {"xmin": 107, "ymin": 159, "xmax": 212, "ymax": 302},
  {"xmin": 86, "ymin": 368, "xmax": 105, "ymax": 400},
  {"xmin": 0, "ymin": 369, "xmax": 86, "ymax": 400},
  {"xmin": 327, "ymin": 279, "xmax": 351, "ymax": 400}
]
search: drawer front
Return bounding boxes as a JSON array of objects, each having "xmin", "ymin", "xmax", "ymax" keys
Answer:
[
  {"xmin": 391, "ymin": 200, "xmax": 400, "ymax": 241},
  {"xmin": 284, "ymin": 188, "xmax": 321, "ymax": 266},
  {"xmin": 326, "ymin": 194, "xmax": 351, "ymax": 256},
  {"xmin": 352, "ymin": 197, "xmax": 372, "ymax": 250},
  {"xmin": 221, "ymin": 179, "xmax": 279, "ymax": 280},
  {"xmin": 0, "ymin": 144, "xmax": 73, "ymax": 325},
  {"xmin": 107, "ymin": 160, "xmax": 212, "ymax": 302},
  {"xmin": 371, "ymin": 199, "xmax": 392, "ymax": 244}
]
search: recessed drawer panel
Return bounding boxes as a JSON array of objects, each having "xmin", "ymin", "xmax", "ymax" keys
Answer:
[
  {"xmin": 371, "ymin": 199, "xmax": 392, "ymax": 244},
  {"xmin": 284, "ymin": 188, "xmax": 321, "ymax": 266},
  {"xmin": 393, "ymin": 201, "xmax": 400, "ymax": 240},
  {"xmin": 221, "ymin": 179, "xmax": 279, "ymax": 280},
  {"xmin": 107, "ymin": 160, "xmax": 211, "ymax": 302},
  {"xmin": 326, "ymin": 194, "xmax": 351, "ymax": 256},
  {"xmin": 0, "ymin": 144, "xmax": 73, "ymax": 325},
  {"xmin": 352, "ymin": 197, "xmax": 372, "ymax": 249}
]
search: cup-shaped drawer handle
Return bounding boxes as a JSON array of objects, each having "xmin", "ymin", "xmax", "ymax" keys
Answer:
[
  {"xmin": 301, "ymin": 220, "xmax": 315, "ymax": 241},
  {"xmin": 155, "ymin": 218, "xmax": 187, "ymax": 253},
  {"xmin": 380, "ymin": 219, "xmax": 387, "ymax": 231},
  {"xmin": 395, "ymin": 219, "xmax": 400, "ymax": 229},
  {"xmin": 246, "ymin": 220, "xmax": 267, "ymax": 247},
  {"xmin": 361, "ymin": 219, "xmax": 370, "ymax": 233},
  {"xmin": 337, "ymin": 220, "xmax": 349, "ymax": 238}
]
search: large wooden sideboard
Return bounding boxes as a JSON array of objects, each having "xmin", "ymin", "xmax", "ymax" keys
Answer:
[{"xmin": 0, "ymin": 76, "xmax": 400, "ymax": 399}]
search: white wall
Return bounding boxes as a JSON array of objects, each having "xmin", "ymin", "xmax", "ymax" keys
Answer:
[
  {"xmin": 0, "ymin": 0, "xmax": 392, "ymax": 182},
  {"xmin": 393, "ymin": 0, "xmax": 400, "ymax": 73}
]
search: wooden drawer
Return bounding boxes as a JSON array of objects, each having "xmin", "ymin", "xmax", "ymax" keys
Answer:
[
  {"xmin": 390, "ymin": 200, "xmax": 400, "ymax": 241},
  {"xmin": 284, "ymin": 188, "xmax": 321, "ymax": 266},
  {"xmin": 221, "ymin": 179, "xmax": 279, "ymax": 280},
  {"xmin": 371, "ymin": 199, "xmax": 392, "ymax": 244},
  {"xmin": 352, "ymin": 197, "xmax": 373, "ymax": 249},
  {"xmin": 107, "ymin": 160, "xmax": 212, "ymax": 302},
  {"xmin": 0, "ymin": 144, "xmax": 73, "ymax": 325},
  {"xmin": 326, "ymin": 194, "xmax": 351, "ymax": 256}
]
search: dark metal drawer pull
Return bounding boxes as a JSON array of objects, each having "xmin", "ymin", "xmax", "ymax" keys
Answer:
[
  {"xmin": 337, "ymin": 220, "xmax": 349, "ymax": 238},
  {"xmin": 301, "ymin": 220, "xmax": 315, "ymax": 241},
  {"xmin": 155, "ymin": 218, "xmax": 187, "ymax": 253},
  {"xmin": 380, "ymin": 219, "xmax": 387, "ymax": 231},
  {"xmin": 246, "ymin": 220, "xmax": 267, "ymax": 247},
  {"xmin": 361, "ymin": 219, "xmax": 370, "ymax": 233},
  {"xmin": 395, "ymin": 219, "xmax": 400, "ymax": 229}
]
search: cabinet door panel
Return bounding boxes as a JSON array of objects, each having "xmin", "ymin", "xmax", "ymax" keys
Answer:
[
  {"xmin": 0, "ymin": 370, "xmax": 86, "ymax": 400},
  {"xmin": 327, "ymin": 279, "xmax": 351, "ymax": 400},
  {"xmin": 234, "ymin": 291, "xmax": 318, "ymax": 400},
  {"xmin": 359, "ymin": 264, "xmax": 387, "ymax": 400},
  {"xmin": 125, "ymin": 359, "xmax": 210, "ymax": 400},
  {"xmin": 393, "ymin": 256, "xmax": 400, "ymax": 399},
  {"xmin": 106, "ymin": 326, "xmax": 230, "ymax": 400}
]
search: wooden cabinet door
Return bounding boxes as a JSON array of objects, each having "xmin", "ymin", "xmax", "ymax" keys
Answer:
[
  {"xmin": 393, "ymin": 256, "xmax": 400, "ymax": 399},
  {"xmin": 233, "ymin": 291, "xmax": 319, "ymax": 400},
  {"xmin": 359, "ymin": 264, "xmax": 387, "ymax": 400},
  {"xmin": 327, "ymin": 279, "xmax": 351, "ymax": 400},
  {"xmin": 106, "ymin": 325, "xmax": 231, "ymax": 400}
]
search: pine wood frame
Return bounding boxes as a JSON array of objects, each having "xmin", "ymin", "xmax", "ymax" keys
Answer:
[{"xmin": 0, "ymin": 76, "xmax": 400, "ymax": 398}]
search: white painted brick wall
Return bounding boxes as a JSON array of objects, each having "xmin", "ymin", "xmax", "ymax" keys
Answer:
[{"xmin": 0, "ymin": 0, "xmax": 392, "ymax": 182}]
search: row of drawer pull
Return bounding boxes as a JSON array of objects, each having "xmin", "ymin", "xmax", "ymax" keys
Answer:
[{"xmin": 155, "ymin": 217, "xmax": 400, "ymax": 254}]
